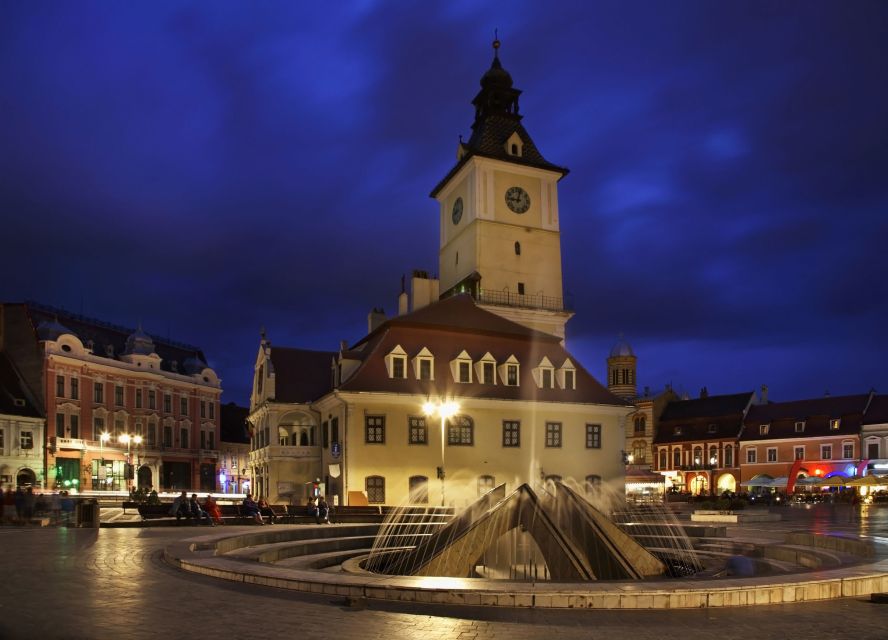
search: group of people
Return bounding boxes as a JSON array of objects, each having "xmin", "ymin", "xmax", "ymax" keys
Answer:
[
  {"xmin": 2, "ymin": 486, "xmax": 75, "ymax": 525},
  {"xmin": 240, "ymin": 494, "xmax": 278, "ymax": 525},
  {"xmin": 307, "ymin": 495, "xmax": 330, "ymax": 524},
  {"xmin": 169, "ymin": 491, "xmax": 224, "ymax": 526}
]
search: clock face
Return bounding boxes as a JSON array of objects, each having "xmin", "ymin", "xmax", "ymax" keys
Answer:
[
  {"xmin": 451, "ymin": 197, "xmax": 463, "ymax": 225},
  {"xmin": 505, "ymin": 186, "xmax": 530, "ymax": 214}
]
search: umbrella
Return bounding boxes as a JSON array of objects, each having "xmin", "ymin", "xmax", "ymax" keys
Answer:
[
  {"xmin": 819, "ymin": 475, "xmax": 849, "ymax": 487},
  {"xmin": 770, "ymin": 477, "xmax": 789, "ymax": 488},
  {"xmin": 846, "ymin": 475, "xmax": 888, "ymax": 487},
  {"xmin": 795, "ymin": 476, "xmax": 822, "ymax": 486}
]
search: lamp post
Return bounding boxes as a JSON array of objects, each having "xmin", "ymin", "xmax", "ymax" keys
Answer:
[
  {"xmin": 99, "ymin": 432, "xmax": 110, "ymax": 491},
  {"xmin": 709, "ymin": 455, "xmax": 718, "ymax": 496},
  {"xmin": 119, "ymin": 433, "xmax": 143, "ymax": 492},
  {"xmin": 422, "ymin": 399, "xmax": 459, "ymax": 506}
]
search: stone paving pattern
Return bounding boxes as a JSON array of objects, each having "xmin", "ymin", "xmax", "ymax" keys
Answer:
[{"xmin": 0, "ymin": 505, "xmax": 886, "ymax": 639}]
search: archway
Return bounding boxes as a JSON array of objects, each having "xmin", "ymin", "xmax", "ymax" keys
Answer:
[
  {"xmin": 137, "ymin": 465, "xmax": 153, "ymax": 490},
  {"xmin": 716, "ymin": 473, "xmax": 736, "ymax": 494},
  {"xmin": 16, "ymin": 468, "xmax": 36, "ymax": 487}
]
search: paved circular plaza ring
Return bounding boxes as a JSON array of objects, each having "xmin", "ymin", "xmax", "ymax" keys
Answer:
[{"xmin": 163, "ymin": 523, "xmax": 888, "ymax": 610}]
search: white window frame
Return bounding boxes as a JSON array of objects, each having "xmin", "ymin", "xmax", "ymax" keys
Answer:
[
  {"xmin": 794, "ymin": 445, "xmax": 805, "ymax": 460},
  {"xmin": 498, "ymin": 355, "xmax": 520, "ymax": 387},
  {"xmin": 385, "ymin": 345, "xmax": 408, "ymax": 379},
  {"xmin": 767, "ymin": 447, "xmax": 778, "ymax": 462},
  {"xmin": 794, "ymin": 421, "xmax": 805, "ymax": 433},
  {"xmin": 450, "ymin": 350, "xmax": 473, "ymax": 384},
  {"xmin": 474, "ymin": 352, "xmax": 497, "ymax": 385},
  {"xmin": 821, "ymin": 444, "xmax": 832, "ymax": 460},
  {"xmin": 412, "ymin": 347, "xmax": 434, "ymax": 381},
  {"xmin": 532, "ymin": 356, "xmax": 555, "ymax": 389},
  {"xmin": 746, "ymin": 447, "xmax": 757, "ymax": 463},
  {"xmin": 556, "ymin": 358, "xmax": 576, "ymax": 390}
]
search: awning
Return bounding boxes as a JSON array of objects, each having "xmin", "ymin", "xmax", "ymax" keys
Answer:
[
  {"xmin": 847, "ymin": 475, "xmax": 888, "ymax": 487},
  {"xmin": 740, "ymin": 474, "xmax": 773, "ymax": 487},
  {"xmin": 819, "ymin": 475, "xmax": 849, "ymax": 487},
  {"xmin": 770, "ymin": 477, "xmax": 789, "ymax": 488}
]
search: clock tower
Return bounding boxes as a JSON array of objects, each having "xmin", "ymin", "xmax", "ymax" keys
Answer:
[{"xmin": 430, "ymin": 39, "xmax": 574, "ymax": 340}]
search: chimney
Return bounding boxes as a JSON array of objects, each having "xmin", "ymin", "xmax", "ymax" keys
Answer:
[
  {"xmin": 700, "ymin": 386, "xmax": 709, "ymax": 399},
  {"xmin": 760, "ymin": 384, "xmax": 769, "ymax": 404},
  {"xmin": 409, "ymin": 269, "xmax": 440, "ymax": 312},
  {"xmin": 367, "ymin": 307, "xmax": 386, "ymax": 334}
]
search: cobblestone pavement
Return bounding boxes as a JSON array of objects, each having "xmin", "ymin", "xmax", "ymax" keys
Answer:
[{"xmin": 0, "ymin": 506, "xmax": 886, "ymax": 640}]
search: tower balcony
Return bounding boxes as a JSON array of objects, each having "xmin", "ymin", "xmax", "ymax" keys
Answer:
[{"xmin": 476, "ymin": 288, "xmax": 572, "ymax": 313}]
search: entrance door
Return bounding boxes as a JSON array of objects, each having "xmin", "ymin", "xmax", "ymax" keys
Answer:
[
  {"xmin": 16, "ymin": 468, "xmax": 37, "ymax": 488},
  {"xmin": 137, "ymin": 465, "xmax": 153, "ymax": 490},
  {"xmin": 55, "ymin": 458, "xmax": 80, "ymax": 490}
]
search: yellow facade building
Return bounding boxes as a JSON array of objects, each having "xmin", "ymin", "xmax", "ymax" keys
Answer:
[{"xmin": 247, "ymin": 43, "xmax": 631, "ymax": 507}]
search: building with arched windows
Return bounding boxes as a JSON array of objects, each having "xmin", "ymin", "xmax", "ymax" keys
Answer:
[
  {"xmin": 246, "ymin": 43, "xmax": 631, "ymax": 507},
  {"xmin": 1, "ymin": 302, "xmax": 222, "ymax": 492},
  {"xmin": 248, "ymin": 295, "xmax": 630, "ymax": 507}
]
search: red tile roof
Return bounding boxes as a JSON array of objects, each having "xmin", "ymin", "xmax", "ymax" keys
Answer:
[
  {"xmin": 338, "ymin": 295, "xmax": 625, "ymax": 406},
  {"xmin": 741, "ymin": 394, "xmax": 869, "ymax": 441},
  {"xmin": 268, "ymin": 347, "xmax": 336, "ymax": 404}
]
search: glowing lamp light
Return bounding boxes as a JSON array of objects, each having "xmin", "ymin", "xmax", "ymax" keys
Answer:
[
  {"xmin": 815, "ymin": 468, "xmax": 823, "ymax": 476},
  {"xmin": 119, "ymin": 434, "xmax": 130, "ymax": 445},
  {"xmin": 219, "ymin": 471, "xmax": 226, "ymax": 483},
  {"xmin": 100, "ymin": 432, "xmax": 111, "ymax": 443},
  {"xmin": 133, "ymin": 435, "xmax": 142, "ymax": 445}
]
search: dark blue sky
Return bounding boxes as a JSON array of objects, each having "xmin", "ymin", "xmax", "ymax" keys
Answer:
[{"xmin": 2, "ymin": 2, "xmax": 886, "ymax": 406}]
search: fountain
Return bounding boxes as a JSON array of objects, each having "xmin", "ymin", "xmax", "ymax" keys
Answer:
[{"xmin": 364, "ymin": 479, "xmax": 700, "ymax": 581}]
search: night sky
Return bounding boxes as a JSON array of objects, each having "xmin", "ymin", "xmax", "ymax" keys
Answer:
[{"xmin": 2, "ymin": 2, "xmax": 886, "ymax": 406}]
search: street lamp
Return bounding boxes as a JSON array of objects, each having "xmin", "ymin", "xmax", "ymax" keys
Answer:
[
  {"xmin": 99, "ymin": 432, "xmax": 111, "ymax": 491},
  {"xmin": 119, "ymin": 433, "xmax": 143, "ymax": 491},
  {"xmin": 422, "ymin": 399, "xmax": 459, "ymax": 506}
]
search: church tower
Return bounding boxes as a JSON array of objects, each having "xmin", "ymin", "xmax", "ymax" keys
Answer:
[
  {"xmin": 430, "ymin": 39, "xmax": 573, "ymax": 340},
  {"xmin": 607, "ymin": 336, "xmax": 637, "ymax": 399}
]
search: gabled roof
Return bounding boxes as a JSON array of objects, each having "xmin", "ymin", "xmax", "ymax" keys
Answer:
[
  {"xmin": 219, "ymin": 402, "xmax": 250, "ymax": 444},
  {"xmin": 654, "ymin": 392, "xmax": 754, "ymax": 445},
  {"xmin": 659, "ymin": 392, "xmax": 755, "ymax": 422},
  {"xmin": 864, "ymin": 394, "xmax": 888, "ymax": 425},
  {"xmin": 741, "ymin": 394, "xmax": 869, "ymax": 441},
  {"xmin": 23, "ymin": 302, "xmax": 209, "ymax": 377},
  {"xmin": 339, "ymin": 296, "xmax": 625, "ymax": 406},
  {"xmin": 746, "ymin": 394, "xmax": 870, "ymax": 423},
  {"xmin": 355, "ymin": 294, "xmax": 559, "ymax": 348},
  {"xmin": 0, "ymin": 352, "xmax": 41, "ymax": 418},
  {"xmin": 268, "ymin": 347, "xmax": 336, "ymax": 404}
]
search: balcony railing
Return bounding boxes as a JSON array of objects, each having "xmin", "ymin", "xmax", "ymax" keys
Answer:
[{"xmin": 477, "ymin": 288, "xmax": 572, "ymax": 313}]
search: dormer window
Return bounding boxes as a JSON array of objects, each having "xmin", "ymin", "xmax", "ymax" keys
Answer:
[
  {"xmin": 795, "ymin": 421, "xmax": 805, "ymax": 433},
  {"xmin": 413, "ymin": 347, "xmax": 434, "ymax": 381},
  {"xmin": 533, "ymin": 357, "xmax": 555, "ymax": 389},
  {"xmin": 557, "ymin": 359, "xmax": 576, "ymax": 390},
  {"xmin": 505, "ymin": 131, "xmax": 524, "ymax": 157},
  {"xmin": 674, "ymin": 426, "xmax": 683, "ymax": 436},
  {"xmin": 385, "ymin": 345, "xmax": 408, "ymax": 379},
  {"xmin": 451, "ymin": 350, "xmax": 473, "ymax": 383},
  {"xmin": 759, "ymin": 424, "xmax": 770, "ymax": 435},
  {"xmin": 475, "ymin": 352, "xmax": 497, "ymax": 385},
  {"xmin": 498, "ymin": 355, "xmax": 520, "ymax": 387},
  {"xmin": 829, "ymin": 418, "xmax": 840, "ymax": 430},
  {"xmin": 708, "ymin": 424, "xmax": 717, "ymax": 434}
]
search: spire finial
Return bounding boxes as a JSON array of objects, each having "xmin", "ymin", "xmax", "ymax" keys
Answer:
[{"xmin": 492, "ymin": 29, "xmax": 500, "ymax": 57}]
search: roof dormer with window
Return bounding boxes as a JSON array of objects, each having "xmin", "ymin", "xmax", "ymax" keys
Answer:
[
  {"xmin": 474, "ymin": 352, "xmax": 497, "ymax": 385},
  {"xmin": 450, "ymin": 350, "xmax": 473, "ymax": 383},
  {"xmin": 385, "ymin": 345, "xmax": 408, "ymax": 379},
  {"xmin": 498, "ymin": 355, "xmax": 520, "ymax": 387},
  {"xmin": 759, "ymin": 423, "xmax": 770, "ymax": 435},
  {"xmin": 556, "ymin": 358, "xmax": 576, "ymax": 390},
  {"xmin": 504, "ymin": 131, "xmax": 524, "ymax": 157},
  {"xmin": 532, "ymin": 356, "xmax": 555, "ymax": 389},
  {"xmin": 829, "ymin": 418, "xmax": 841, "ymax": 430},
  {"xmin": 413, "ymin": 347, "xmax": 435, "ymax": 381}
]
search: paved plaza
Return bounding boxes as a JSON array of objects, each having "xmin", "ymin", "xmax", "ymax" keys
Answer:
[{"xmin": 0, "ymin": 505, "xmax": 886, "ymax": 640}]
